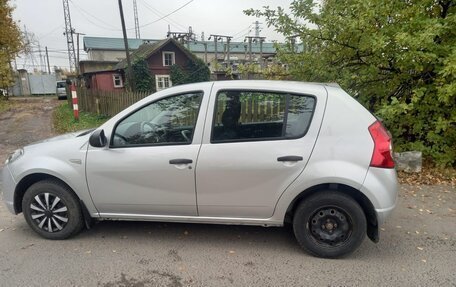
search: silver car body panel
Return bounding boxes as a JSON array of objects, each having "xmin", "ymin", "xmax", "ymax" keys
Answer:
[
  {"xmin": 2, "ymin": 165, "xmax": 16, "ymax": 213},
  {"xmin": 196, "ymin": 81, "xmax": 327, "ymax": 218},
  {"xmin": 85, "ymin": 82, "xmax": 213, "ymax": 216},
  {"xmin": 362, "ymin": 167, "xmax": 398, "ymax": 224},
  {"xmin": 2, "ymin": 81, "xmax": 398, "ymax": 228},
  {"xmin": 3, "ymin": 133, "xmax": 99, "ymax": 216}
]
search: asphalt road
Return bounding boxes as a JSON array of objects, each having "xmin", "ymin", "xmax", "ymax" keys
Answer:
[{"xmin": 0, "ymin": 98, "xmax": 455, "ymax": 286}]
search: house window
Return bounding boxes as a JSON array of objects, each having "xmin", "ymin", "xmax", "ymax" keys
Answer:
[
  {"xmin": 113, "ymin": 74, "xmax": 123, "ymax": 88},
  {"xmin": 155, "ymin": 75, "xmax": 172, "ymax": 91},
  {"xmin": 162, "ymin": 51, "xmax": 175, "ymax": 66}
]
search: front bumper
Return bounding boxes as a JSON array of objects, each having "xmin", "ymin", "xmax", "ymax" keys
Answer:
[{"xmin": 1, "ymin": 165, "xmax": 17, "ymax": 214}]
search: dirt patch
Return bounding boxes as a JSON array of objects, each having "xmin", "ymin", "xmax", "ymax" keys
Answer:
[{"xmin": 0, "ymin": 97, "xmax": 59, "ymax": 165}]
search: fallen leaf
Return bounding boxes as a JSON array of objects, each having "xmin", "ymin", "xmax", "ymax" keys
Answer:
[
  {"xmin": 228, "ymin": 250, "xmax": 235, "ymax": 254},
  {"xmin": 112, "ymin": 250, "xmax": 117, "ymax": 253},
  {"xmin": 417, "ymin": 247, "xmax": 424, "ymax": 251},
  {"xmin": 0, "ymin": 229, "xmax": 4, "ymax": 232},
  {"xmin": 85, "ymin": 250, "xmax": 91, "ymax": 254},
  {"xmin": 421, "ymin": 259, "xmax": 427, "ymax": 263}
]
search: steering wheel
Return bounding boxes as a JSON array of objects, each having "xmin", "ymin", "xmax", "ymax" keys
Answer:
[
  {"xmin": 140, "ymin": 121, "xmax": 159, "ymax": 133},
  {"xmin": 140, "ymin": 121, "xmax": 166, "ymax": 143}
]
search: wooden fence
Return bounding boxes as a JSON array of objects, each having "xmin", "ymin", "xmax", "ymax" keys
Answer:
[{"xmin": 68, "ymin": 88, "xmax": 151, "ymax": 117}]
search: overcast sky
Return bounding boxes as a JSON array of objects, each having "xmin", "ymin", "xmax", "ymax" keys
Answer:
[{"xmin": 11, "ymin": 0, "xmax": 293, "ymax": 71}]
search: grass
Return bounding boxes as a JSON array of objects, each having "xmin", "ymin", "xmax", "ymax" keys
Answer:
[
  {"xmin": 0, "ymin": 99, "xmax": 13, "ymax": 113},
  {"xmin": 53, "ymin": 103, "xmax": 110, "ymax": 134}
]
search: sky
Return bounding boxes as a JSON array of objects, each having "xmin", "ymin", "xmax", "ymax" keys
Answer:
[{"xmin": 11, "ymin": 0, "xmax": 294, "ymax": 71}]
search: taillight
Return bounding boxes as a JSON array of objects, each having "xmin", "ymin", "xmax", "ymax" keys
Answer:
[{"xmin": 368, "ymin": 120, "xmax": 395, "ymax": 168}]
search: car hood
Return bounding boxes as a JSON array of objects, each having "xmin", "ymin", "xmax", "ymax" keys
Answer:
[{"xmin": 27, "ymin": 129, "xmax": 94, "ymax": 147}]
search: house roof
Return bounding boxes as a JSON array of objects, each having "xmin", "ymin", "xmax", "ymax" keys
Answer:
[
  {"xmin": 83, "ymin": 36, "xmax": 159, "ymax": 51},
  {"xmin": 83, "ymin": 36, "xmax": 299, "ymax": 54},
  {"xmin": 115, "ymin": 38, "xmax": 197, "ymax": 70}
]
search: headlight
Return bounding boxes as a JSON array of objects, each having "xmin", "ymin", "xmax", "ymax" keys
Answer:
[{"xmin": 5, "ymin": 148, "xmax": 24, "ymax": 164}]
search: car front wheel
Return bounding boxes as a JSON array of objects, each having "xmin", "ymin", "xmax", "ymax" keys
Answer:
[
  {"xmin": 22, "ymin": 180, "xmax": 84, "ymax": 240},
  {"xmin": 293, "ymin": 191, "xmax": 366, "ymax": 258}
]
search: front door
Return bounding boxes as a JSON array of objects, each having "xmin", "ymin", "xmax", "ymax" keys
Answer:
[{"xmin": 86, "ymin": 92, "xmax": 204, "ymax": 216}]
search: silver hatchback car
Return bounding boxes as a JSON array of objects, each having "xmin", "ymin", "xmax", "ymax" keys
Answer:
[{"xmin": 3, "ymin": 81, "xmax": 398, "ymax": 258}]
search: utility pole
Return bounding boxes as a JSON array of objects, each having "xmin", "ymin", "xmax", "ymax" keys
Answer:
[
  {"xmin": 259, "ymin": 37, "xmax": 264, "ymax": 67},
  {"xmin": 244, "ymin": 36, "xmax": 266, "ymax": 64},
  {"xmin": 133, "ymin": 0, "xmax": 140, "ymax": 39},
  {"xmin": 37, "ymin": 44, "xmax": 44, "ymax": 73},
  {"xmin": 209, "ymin": 34, "xmax": 232, "ymax": 67},
  {"xmin": 245, "ymin": 36, "xmax": 252, "ymax": 63},
  {"xmin": 167, "ymin": 27, "xmax": 194, "ymax": 45},
  {"xmin": 118, "ymin": 0, "xmax": 134, "ymax": 90},
  {"xmin": 62, "ymin": 0, "xmax": 76, "ymax": 72},
  {"xmin": 73, "ymin": 31, "xmax": 85, "ymax": 76},
  {"xmin": 254, "ymin": 20, "xmax": 262, "ymax": 37},
  {"xmin": 203, "ymin": 42, "xmax": 208, "ymax": 64},
  {"xmin": 45, "ymin": 46, "xmax": 51, "ymax": 74}
]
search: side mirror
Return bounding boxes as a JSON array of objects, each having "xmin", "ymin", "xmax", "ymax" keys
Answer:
[{"xmin": 89, "ymin": 129, "xmax": 107, "ymax": 147}]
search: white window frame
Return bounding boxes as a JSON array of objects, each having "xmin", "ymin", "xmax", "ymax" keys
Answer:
[
  {"xmin": 112, "ymin": 74, "xmax": 124, "ymax": 88},
  {"xmin": 162, "ymin": 51, "xmax": 175, "ymax": 66},
  {"xmin": 155, "ymin": 75, "xmax": 172, "ymax": 91}
]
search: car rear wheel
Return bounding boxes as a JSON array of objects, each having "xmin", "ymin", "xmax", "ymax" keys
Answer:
[
  {"xmin": 22, "ymin": 180, "xmax": 84, "ymax": 240},
  {"xmin": 293, "ymin": 191, "xmax": 366, "ymax": 258}
]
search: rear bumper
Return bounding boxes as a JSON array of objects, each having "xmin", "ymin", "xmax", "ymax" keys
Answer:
[
  {"xmin": 361, "ymin": 167, "xmax": 398, "ymax": 225},
  {"xmin": 1, "ymin": 166, "xmax": 17, "ymax": 214}
]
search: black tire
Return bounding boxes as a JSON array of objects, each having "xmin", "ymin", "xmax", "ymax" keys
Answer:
[
  {"xmin": 22, "ymin": 180, "xmax": 84, "ymax": 240},
  {"xmin": 293, "ymin": 191, "xmax": 366, "ymax": 258}
]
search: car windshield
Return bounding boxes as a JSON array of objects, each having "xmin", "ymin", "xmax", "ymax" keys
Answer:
[{"xmin": 56, "ymin": 82, "xmax": 66, "ymax": 88}]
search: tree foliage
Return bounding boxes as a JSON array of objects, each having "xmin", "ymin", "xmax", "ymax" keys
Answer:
[
  {"xmin": 246, "ymin": 0, "xmax": 456, "ymax": 166},
  {"xmin": 129, "ymin": 58, "xmax": 155, "ymax": 92},
  {"xmin": 0, "ymin": 0, "xmax": 23, "ymax": 89},
  {"xmin": 235, "ymin": 62, "xmax": 290, "ymax": 80},
  {"xmin": 170, "ymin": 58, "xmax": 210, "ymax": 85}
]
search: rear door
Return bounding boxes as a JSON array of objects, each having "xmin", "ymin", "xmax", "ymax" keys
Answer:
[{"xmin": 196, "ymin": 82, "xmax": 327, "ymax": 218}]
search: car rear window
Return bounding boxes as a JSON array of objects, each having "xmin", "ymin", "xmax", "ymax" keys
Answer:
[{"xmin": 212, "ymin": 90, "xmax": 316, "ymax": 143}]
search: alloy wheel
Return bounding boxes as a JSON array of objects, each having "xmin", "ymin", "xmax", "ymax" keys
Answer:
[{"xmin": 29, "ymin": 192, "xmax": 69, "ymax": 233}]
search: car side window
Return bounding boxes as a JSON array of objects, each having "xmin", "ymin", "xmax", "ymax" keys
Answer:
[
  {"xmin": 212, "ymin": 91, "xmax": 315, "ymax": 142},
  {"xmin": 112, "ymin": 92, "xmax": 203, "ymax": 147}
]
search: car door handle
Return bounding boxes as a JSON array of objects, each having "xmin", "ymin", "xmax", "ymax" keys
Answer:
[
  {"xmin": 277, "ymin": 156, "xmax": 303, "ymax": 162},
  {"xmin": 169, "ymin": 158, "xmax": 193, "ymax": 165}
]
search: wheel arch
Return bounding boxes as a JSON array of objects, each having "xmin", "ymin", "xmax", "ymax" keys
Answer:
[
  {"xmin": 284, "ymin": 183, "xmax": 379, "ymax": 243},
  {"xmin": 14, "ymin": 173, "xmax": 79, "ymax": 214}
]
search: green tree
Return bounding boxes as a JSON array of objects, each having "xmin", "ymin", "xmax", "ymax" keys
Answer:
[
  {"xmin": 0, "ymin": 0, "xmax": 23, "ymax": 90},
  {"xmin": 170, "ymin": 58, "xmax": 210, "ymax": 86},
  {"xmin": 246, "ymin": 0, "xmax": 456, "ymax": 166},
  {"xmin": 129, "ymin": 58, "xmax": 155, "ymax": 92}
]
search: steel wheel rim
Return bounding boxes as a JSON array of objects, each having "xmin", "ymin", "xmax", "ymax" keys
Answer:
[
  {"xmin": 29, "ymin": 192, "xmax": 69, "ymax": 233},
  {"xmin": 308, "ymin": 206, "xmax": 353, "ymax": 247}
]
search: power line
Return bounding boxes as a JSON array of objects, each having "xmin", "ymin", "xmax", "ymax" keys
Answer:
[
  {"xmin": 139, "ymin": 0, "xmax": 188, "ymax": 31},
  {"xmin": 69, "ymin": 0, "xmax": 119, "ymax": 31},
  {"xmin": 232, "ymin": 25, "xmax": 252, "ymax": 38},
  {"xmin": 135, "ymin": 0, "xmax": 194, "ymax": 29},
  {"xmin": 38, "ymin": 25, "xmax": 65, "ymax": 40}
]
